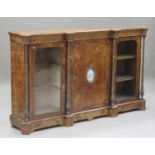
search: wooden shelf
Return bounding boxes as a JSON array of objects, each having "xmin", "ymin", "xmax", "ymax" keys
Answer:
[
  {"xmin": 116, "ymin": 75, "xmax": 134, "ymax": 82},
  {"xmin": 117, "ymin": 55, "xmax": 135, "ymax": 60},
  {"xmin": 116, "ymin": 94, "xmax": 134, "ymax": 100}
]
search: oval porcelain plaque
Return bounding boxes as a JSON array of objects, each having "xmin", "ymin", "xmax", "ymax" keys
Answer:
[{"xmin": 86, "ymin": 67, "xmax": 95, "ymax": 83}]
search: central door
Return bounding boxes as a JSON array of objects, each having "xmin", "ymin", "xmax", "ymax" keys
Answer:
[{"xmin": 72, "ymin": 39, "xmax": 111, "ymax": 113}]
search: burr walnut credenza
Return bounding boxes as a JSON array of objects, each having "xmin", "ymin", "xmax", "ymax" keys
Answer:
[{"xmin": 9, "ymin": 27, "xmax": 147, "ymax": 134}]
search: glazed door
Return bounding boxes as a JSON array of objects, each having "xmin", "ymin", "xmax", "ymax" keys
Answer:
[
  {"xmin": 29, "ymin": 43, "xmax": 66, "ymax": 119},
  {"xmin": 72, "ymin": 39, "xmax": 111, "ymax": 113},
  {"xmin": 114, "ymin": 37, "xmax": 141, "ymax": 104}
]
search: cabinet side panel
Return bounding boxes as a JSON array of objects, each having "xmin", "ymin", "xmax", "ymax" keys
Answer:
[{"xmin": 11, "ymin": 42, "xmax": 25, "ymax": 118}]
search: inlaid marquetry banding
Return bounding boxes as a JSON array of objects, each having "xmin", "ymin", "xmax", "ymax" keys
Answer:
[
  {"xmin": 140, "ymin": 36, "xmax": 145, "ymax": 99},
  {"xmin": 111, "ymin": 39, "xmax": 117, "ymax": 107},
  {"xmin": 24, "ymin": 45, "xmax": 29, "ymax": 121}
]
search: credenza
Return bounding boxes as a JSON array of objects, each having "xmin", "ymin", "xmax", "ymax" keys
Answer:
[{"xmin": 9, "ymin": 27, "xmax": 147, "ymax": 134}]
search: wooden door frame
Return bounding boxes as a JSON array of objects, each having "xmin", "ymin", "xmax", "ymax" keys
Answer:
[
  {"xmin": 28, "ymin": 42, "xmax": 67, "ymax": 120},
  {"xmin": 115, "ymin": 36, "xmax": 141, "ymax": 104}
]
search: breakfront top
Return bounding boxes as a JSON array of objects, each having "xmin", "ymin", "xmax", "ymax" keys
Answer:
[{"xmin": 9, "ymin": 27, "xmax": 147, "ymax": 44}]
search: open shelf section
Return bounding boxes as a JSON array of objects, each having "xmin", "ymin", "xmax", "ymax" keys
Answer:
[
  {"xmin": 115, "ymin": 39, "xmax": 137, "ymax": 101},
  {"xmin": 116, "ymin": 94, "xmax": 134, "ymax": 100},
  {"xmin": 116, "ymin": 59, "xmax": 136, "ymax": 77},
  {"xmin": 116, "ymin": 80, "xmax": 135, "ymax": 101},
  {"xmin": 116, "ymin": 75, "xmax": 134, "ymax": 82},
  {"xmin": 117, "ymin": 40, "xmax": 136, "ymax": 56}
]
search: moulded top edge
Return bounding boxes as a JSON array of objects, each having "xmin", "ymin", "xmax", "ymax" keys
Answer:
[{"xmin": 8, "ymin": 27, "xmax": 148, "ymax": 37}]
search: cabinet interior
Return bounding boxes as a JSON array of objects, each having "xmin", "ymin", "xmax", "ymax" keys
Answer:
[
  {"xmin": 117, "ymin": 40, "xmax": 136, "ymax": 55},
  {"xmin": 116, "ymin": 80, "xmax": 135, "ymax": 100},
  {"xmin": 34, "ymin": 47, "xmax": 61, "ymax": 115},
  {"xmin": 116, "ymin": 40, "xmax": 137, "ymax": 101},
  {"xmin": 117, "ymin": 59, "xmax": 136, "ymax": 77}
]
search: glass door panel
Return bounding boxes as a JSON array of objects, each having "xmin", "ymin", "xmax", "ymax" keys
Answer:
[
  {"xmin": 116, "ymin": 40, "xmax": 137, "ymax": 101},
  {"xmin": 34, "ymin": 47, "xmax": 61, "ymax": 115}
]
